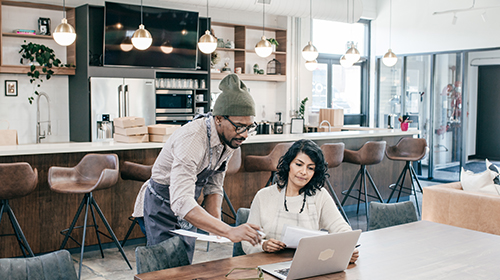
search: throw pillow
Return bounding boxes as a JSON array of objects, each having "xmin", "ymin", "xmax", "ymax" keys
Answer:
[
  {"xmin": 486, "ymin": 159, "xmax": 500, "ymax": 185},
  {"xmin": 460, "ymin": 168, "xmax": 497, "ymax": 194}
]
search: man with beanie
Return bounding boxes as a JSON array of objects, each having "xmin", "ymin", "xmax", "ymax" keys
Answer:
[{"xmin": 137, "ymin": 74, "xmax": 261, "ymax": 263}]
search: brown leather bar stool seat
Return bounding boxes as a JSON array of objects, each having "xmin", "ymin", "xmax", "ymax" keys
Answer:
[
  {"xmin": 48, "ymin": 153, "xmax": 131, "ymax": 278},
  {"xmin": 244, "ymin": 142, "xmax": 293, "ymax": 187},
  {"xmin": 0, "ymin": 162, "xmax": 38, "ymax": 257},
  {"xmin": 120, "ymin": 161, "xmax": 153, "ymax": 247},
  {"xmin": 320, "ymin": 143, "xmax": 350, "ymax": 225},
  {"xmin": 385, "ymin": 137, "xmax": 427, "ymax": 215},
  {"xmin": 341, "ymin": 141, "xmax": 387, "ymax": 221}
]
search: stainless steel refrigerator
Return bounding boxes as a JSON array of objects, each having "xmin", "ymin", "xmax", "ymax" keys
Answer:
[{"xmin": 90, "ymin": 77, "xmax": 155, "ymax": 141}]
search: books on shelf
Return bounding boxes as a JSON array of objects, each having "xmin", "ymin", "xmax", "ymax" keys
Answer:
[{"xmin": 14, "ymin": 29, "xmax": 36, "ymax": 35}]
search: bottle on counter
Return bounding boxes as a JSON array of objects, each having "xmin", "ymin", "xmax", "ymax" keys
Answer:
[{"xmin": 273, "ymin": 112, "xmax": 283, "ymax": 134}]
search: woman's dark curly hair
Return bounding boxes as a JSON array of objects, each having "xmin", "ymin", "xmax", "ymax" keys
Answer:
[{"xmin": 276, "ymin": 139, "xmax": 328, "ymax": 196}]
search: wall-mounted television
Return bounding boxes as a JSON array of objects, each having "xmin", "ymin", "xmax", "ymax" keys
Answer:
[{"xmin": 104, "ymin": 2, "xmax": 199, "ymax": 69}]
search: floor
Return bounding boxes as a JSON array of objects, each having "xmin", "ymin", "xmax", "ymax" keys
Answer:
[{"xmin": 74, "ymin": 180, "xmax": 439, "ymax": 280}]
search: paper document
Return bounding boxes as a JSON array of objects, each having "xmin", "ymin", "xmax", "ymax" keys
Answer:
[
  {"xmin": 171, "ymin": 229, "xmax": 232, "ymax": 243},
  {"xmin": 281, "ymin": 225, "xmax": 328, "ymax": 248}
]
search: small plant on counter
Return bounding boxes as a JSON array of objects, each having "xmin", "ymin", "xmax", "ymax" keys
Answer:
[
  {"xmin": 19, "ymin": 40, "xmax": 61, "ymax": 104},
  {"xmin": 298, "ymin": 97, "xmax": 308, "ymax": 119}
]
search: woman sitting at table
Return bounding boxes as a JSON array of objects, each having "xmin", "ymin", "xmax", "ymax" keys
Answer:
[{"xmin": 242, "ymin": 139, "xmax": 358, "ymax": 263}]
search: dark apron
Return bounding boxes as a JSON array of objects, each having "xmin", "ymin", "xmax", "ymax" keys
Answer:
[{"xmin": 143, "ymin": 114, "xmax": 228, "ymax": 263}]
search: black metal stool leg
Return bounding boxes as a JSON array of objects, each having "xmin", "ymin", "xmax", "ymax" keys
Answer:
[
  {"xmin": 0, "ymin": 201, "xmax": 4, "ymax": 225},
  {"xmin": 362, "ymin": 167, "xmax": 369, "ymax": 221},
  {"xmin": 89, "ymin": 204, "xmax": 104, "ymax": 258},
  {"xmin": 365, "ymin": 170, "xmax": 385, "ymax": 203},
  {"xmin": 341, "ymin": 169, "xmax": 362, "ymax": 206},
  {"xmin": 60, "ymin": 194, "xmax": 87, "ymax": 250},
  {"xmin": 121, "ymin": 217, "xmax": 138, "ymax": 247},
  {"xmin": 78, "ymin": 194, "xmax": 91, "ymax": 279},
  {"xmin": 387, "ymin": 165, "xmax": 406, "ymax": 202},
  {"xmin": 396, "ymin": 164, "xmax": 409, "ymax": 202},
  {"xmin": 356, "ymin": 169, "xmax": 364, "ymax": 214},
  {"xmin": 410, "ymin": 165, "xmax": 424, "ymax": 193},
  {"xmin": 91, "ymin": 194, "xmax": 132, "ymax": 270},
  {"xmin": 6, "ymin": 202, "xmax": 34, "ymax": 257},
  {"xmin": 223, "ymin": 189, "xmax": 237, "ymax": 221},
  {"xmin": 325, "ymin": 180, "xmax": 350, "ymax": 225}
]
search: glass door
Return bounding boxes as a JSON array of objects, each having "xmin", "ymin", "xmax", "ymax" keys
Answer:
[{"xmin": 378, "ymin": 59, "xmax": 403, "ymax": 128}]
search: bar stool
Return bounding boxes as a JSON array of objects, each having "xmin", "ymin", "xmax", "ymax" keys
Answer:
[
  {"xmin": 0, "ymin": 162, "xmax": 38, "ymax": 257},
  {"xmin": 320, "ymin": 143, "xmax": 350, "ymax": 225},
  {"xmin": 385, "ymin": 137, "xmax": 427, "ymax": 215},
  {"xmin": 244, "ymin": 142, "xmax": 293, "ymax": 187},
  {"xmin": 120, "ymin": 161, "xmax": 152, "ymax": 247},
  {"xmin": 48, "ymin": 153, "xmax": 132, "ymax": 278},
  {"xmin": 341, "ymin": 141, "xmax": 386, "ymax": 220}
]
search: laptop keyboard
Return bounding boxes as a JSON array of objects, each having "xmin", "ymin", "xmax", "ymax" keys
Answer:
[{"xmin": 275, "ymin": 268, "xmax": 290, "ymax": 277}]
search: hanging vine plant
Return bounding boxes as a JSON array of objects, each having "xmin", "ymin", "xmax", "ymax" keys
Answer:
[{"xmin": 19, "ymin": 40, "xmax": 62, "ymax": 103}]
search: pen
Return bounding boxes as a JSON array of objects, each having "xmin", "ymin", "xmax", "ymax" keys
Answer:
[
  {"xmin": 257, "ymin": 230, "xmax": 266, "ymax": 238},
  {"xmin": 355, "ymin": 244, "xmax": 361, "ymax": 248}
]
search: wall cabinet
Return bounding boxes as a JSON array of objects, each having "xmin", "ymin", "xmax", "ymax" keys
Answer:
[
  {"xmin": 0, "ymin": 1, "xmax": 75, "ymax": 75},
  {"xmin": 211, "ymin": 22, "xmax": 286, "ymax": 82}
]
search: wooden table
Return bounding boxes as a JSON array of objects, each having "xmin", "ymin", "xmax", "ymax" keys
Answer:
[{"xmin": 134, "ymin": 221, "xmax": 500, "ymax": 279}]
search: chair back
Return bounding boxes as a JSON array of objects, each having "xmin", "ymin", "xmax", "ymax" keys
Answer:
[
  {"xmin": 76, "ymin": 153, "xmax": 118, "ymax": 181},
  {"xmin": 386, "ymin": 137, "xmax": 427, "ymax": 161},
  {"xmin": 0, "ymin": 162, "xmax": 38, "ymax": 200},
  {"xmin": 0, "ymin": 250, "xmax": 77, "ymax": 280},
  {"xmin": 368, "ymin": 201, "xmax": 418, "ymax": 231},
  {"xmin": 120, "ymin": 161, "xmax": 152, "ymax": 182},
  {"xmin": 226, "ymin": 148, "xmax": 242, "ymax": 175},
  {"xmin": 244, "ymin": 142, "xmax": 293, "ymax": 172},
  {"xmin": 135, "ymin": 236, "xmax": 190, "ymax": 274},
  {"xmin": 321, "ymin": 143, "xmax": 345, "ymax": 168},
  {"xmin": 232, "ymin": 208, "xmax": 251, "ymax": 257},
  {"xmin": 344, "ymin": 141, "xmax": 387, "ymax": 165}
]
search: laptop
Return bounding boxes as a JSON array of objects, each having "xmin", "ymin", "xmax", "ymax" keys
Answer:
[{"xmin": 258, "ymin": 230, "xmax": 362, "ymax": 280}]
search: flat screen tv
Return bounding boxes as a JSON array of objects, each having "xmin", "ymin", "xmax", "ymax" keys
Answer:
[{"xmin": 104, "ymin": 2, "xmax": 199, "ymax": 69}]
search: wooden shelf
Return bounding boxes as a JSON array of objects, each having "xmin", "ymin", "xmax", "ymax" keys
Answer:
[
  {"xmin": 2, "ymin": 33, "xmax": 52, "ymax": 39},
  {"xmin": 216, "ymin": 47, "xmax": 245, "ymax": 52},
  {"xmin": 211, "ymin": 73, "xmax": 286, "ymax": 82},
  {"xmin": 0, "ymin": 65, "xmax": 75, "ymax": 75}
]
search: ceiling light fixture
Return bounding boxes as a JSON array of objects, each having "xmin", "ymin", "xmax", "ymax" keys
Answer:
[
  {"xmin": 343, "ymin": 0, "xmax": 360, "ymax": 64},
  {"xmin": 53, "ymin": 0, "xmax": 76, "ymax": 46},
  {"xmin": 120, "ymin": 37, "xmax": 133, "ymax": 52},
  {"xmin": 255, "ymin": 1, "xmax": 272, "ymax": 58},
  {"xmin": 132, "ymin": 0, "xmax": 152, "ymax": 50},
  {"xmin": 161, "ymin": 41, "xmax": 173, "ymax": 54},
  {"xmin": 198, "ymin": 0, "xmax": 217, "ymax": 54},
  {"xmin": 302, "ymin": 0, "xmax": 318, "ymax": 62},
  {"xmin": 382, "ymin": 0, "xmax": 398, "ymax": 67},
  {"xmin": 340, "ymin": 54, "xmax": 353, "ymax": 68},
  {"xmin": 305, "ymin": 59, "xmax": 318, "ymax": 71}
]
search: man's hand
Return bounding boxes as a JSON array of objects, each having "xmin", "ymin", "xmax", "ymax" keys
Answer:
[
  {"xmin": 349, "ymin": 248, "xmax": 359, "ymax": 264},
  {"xmin": 225, "ymin": 223, "xmax": 262, "ymax": 246},
  {"xmin": 262, "ymin": 238, "xmax": 286, "ymax": 253}
]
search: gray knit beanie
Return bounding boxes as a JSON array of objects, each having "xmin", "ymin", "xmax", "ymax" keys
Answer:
[{"xmin": 213, "ymin": 74, "xmax": 255, "ymax": 116}]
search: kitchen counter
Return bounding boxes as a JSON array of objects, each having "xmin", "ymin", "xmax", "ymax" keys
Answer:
[{"xmin": 0, "ymin": 129, "xmax": 418, "ymax": 156}]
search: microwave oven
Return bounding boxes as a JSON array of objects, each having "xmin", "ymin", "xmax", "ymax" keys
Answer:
[{"xmin": 156, "ymin": 89, "xmax": 194, "ymax": 114}]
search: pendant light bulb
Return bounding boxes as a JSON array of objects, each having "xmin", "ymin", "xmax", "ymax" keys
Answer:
[
  {"xmin": 305, "ymin": 59, "xmax": 318, "ymax": 71},
  {"xmin": 160, "ymin": 41, "xmax": 173, "ymax": 54},
  {"xmin": 302, "ymin": 41, "xmax": 319, "ymax": 61},
  {"xmin": 255, "ymin": 36, "xmax": 273, "ymax": 58},
  {"xmin": 53, "ymin": 18, "xmax": 76, "ymax": 46},
  {"xmin": 132, "ymin": 24, "xmax": 152, "ymax": 50},
  {"xmin": 340, "ymin": 55, "xmax": 353, "ymax": 68},
  {"xmin": 198, "ymin": 30, "xmax": 217, "ymax": 54},
  {"xmin": 382, "ymin": 49, "xmax": 398, "ymax": 67},
  {"xmin": 345, "ymin": 43, "xmax": 360, "ymax": 63},
  {"xmin": 120, "ymin": 37, "xmax": 133, "ymax": 52}
]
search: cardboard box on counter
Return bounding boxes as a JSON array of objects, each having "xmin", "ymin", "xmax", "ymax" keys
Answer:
[
  {"xmin": 114, "ymin": 117, "xmax": 145, "ymax": 128},
  {"xmin": 114, "ymin": 133, "xmax": 149, "ymax": 143},
  {"xmin": 149, "ymin": 134, "xmax": 171, "ymax": 143},
  {"xmin": 114, "ymin": 126, "xmax": 148, "ymax": 136},
  {"xmin": 148, "ymin": 124, "xmax": 181, "ymax": 135},
  {"xmin": 319, "ymin": 109, "xmax": 344, "ymax": 127}
]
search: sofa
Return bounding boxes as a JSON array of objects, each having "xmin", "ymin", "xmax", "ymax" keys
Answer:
[{"xmin": 422, "ymin": 182, "xmax": 500, "ymax": 236}]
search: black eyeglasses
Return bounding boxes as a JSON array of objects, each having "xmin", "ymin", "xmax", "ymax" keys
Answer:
[{"xmin": 223, "ymin": 116, "xmax": 257, "ymax": 135}]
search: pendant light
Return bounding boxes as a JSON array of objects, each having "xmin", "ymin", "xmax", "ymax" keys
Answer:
[
  {"xmin": 198, "ymin": 0, "xmax": 217, "ymax": 54},
  {"xmin": 382, "ymin": 0, "xmax": 398, "ymax": 67},
  {"xmin": 53, "ymin": 0, "xmax": 76, "ymax": 46},
  {"xmin": 255, "ymin": 1, "xmax": 272, "ymax": 58},
  {"xmin": 132, "ymin": 0, "xmax": 152, "ymax": 50},
  {"xmin": 120, "ymin": 37, "xmax": 133, "ymax": 52},
  {"xmin": 340, "ymin": 54, "xmax": 353, "ymax": 68},
  {"xmin": 344, "ymin": 0, "xmax": 360, "ymax": 63},
  {"xmin": 302, "ymin": 0, "xmax": 318, "ymax": 61},
  {"xmin": 305, "ymin": 59, "xmax": 318, "ymax": 71}
]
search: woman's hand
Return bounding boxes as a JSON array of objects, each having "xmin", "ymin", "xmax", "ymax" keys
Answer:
[
  {"xmin": 262, "ymin": 238, "xmax": 286, "ymax": 253},
  {"xmin": 349, "ymin": 248, "xmax": 359, "ymax": 264}
]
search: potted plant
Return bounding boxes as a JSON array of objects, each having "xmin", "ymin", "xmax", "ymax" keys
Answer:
[
  {"xmin": 19, "ymin": 40, "xmax": 61, "ymax": 103},
  {"xmin": 267, "ymin": 38, "xmax": 279, "ymax": 52}
]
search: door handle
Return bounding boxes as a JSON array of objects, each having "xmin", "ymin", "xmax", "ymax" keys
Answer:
[
  {"xmin": 118, "ymin": 84, "xmax": 124, "ymax": 118},
  {"xmin": 124, "ymin": 85, "xmax": 129, "ymax": 117}
]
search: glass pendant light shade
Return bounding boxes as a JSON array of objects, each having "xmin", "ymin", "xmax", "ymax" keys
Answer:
[
  {"xmin": 198, "ymin": 30, "xmax": 217, "ymax": 54},
  {"xmin": 132, "ymin": 24, "xmax": 152, "ymax": 50},
  {"xmin": 345, "ymin": 43, "xmax": 360, "ymax": 63},
  {"xmin": 161, "ymin": 41, "xmax": 173, "ymax": 54},
  {"xmin": 53, "ymin": 18, "xmax": 76, "ymax": 46},
  {"xmin": 302, "ymin": 41, "xmax": 319, "ymax": 61},
  {"xmin": 305, "ymin": 59, "xmax": 318, "ymax": 71},
  {"xmin": 340, "ymin": 55, "xmax": 353, "ymax": 68},
  {"xmin": 255, "ymin": 36, "xmax": 273, "ymax": 58},
  {"xmin": 120, "ymin": 37, "xmax": 133, "ymax": 52},
  {"xmin": 382, "ymin": 49, "xmax": 398, "ymax": 67}
]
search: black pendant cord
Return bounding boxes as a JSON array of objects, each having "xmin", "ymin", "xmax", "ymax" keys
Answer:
[{"xmin": 284, "ymin": 186, "xmax": 307, "ymax": 214}]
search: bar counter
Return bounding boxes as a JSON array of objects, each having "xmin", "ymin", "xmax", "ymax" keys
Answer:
[{"xmin": 0, "ymin": 129, "xmax": 418, "ymax": 257}]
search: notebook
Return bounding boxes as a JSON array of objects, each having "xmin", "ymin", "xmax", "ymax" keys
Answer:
[{"xmin": 258, "ymin": 230, "xmax": 361, "ymax": 280}]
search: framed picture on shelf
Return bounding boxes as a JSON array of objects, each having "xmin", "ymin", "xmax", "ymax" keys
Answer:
[{"xmin": 5, "ymin": 80, "xmax": 17, "ymax": 97}]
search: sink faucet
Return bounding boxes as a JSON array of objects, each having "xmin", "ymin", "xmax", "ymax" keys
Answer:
[
  {"xmin": 36, "ymin": 92, "xmax": 51, "ymax": 143},
  {"xmin": 319, "ymin": 120, "xmax": 332, "ymax": 132}
]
